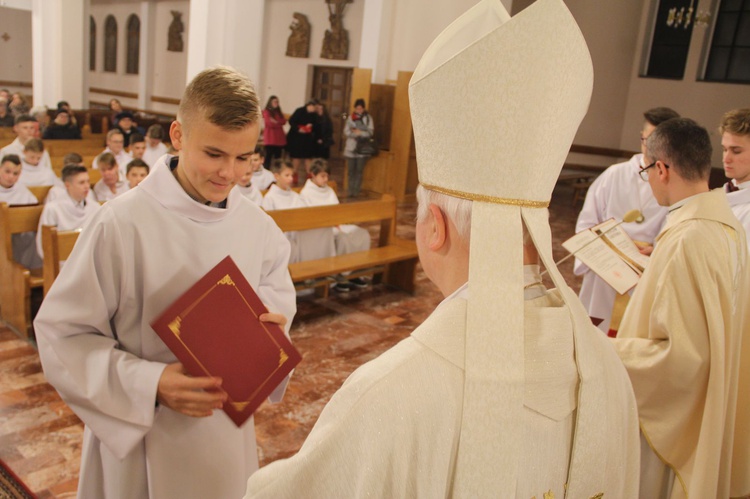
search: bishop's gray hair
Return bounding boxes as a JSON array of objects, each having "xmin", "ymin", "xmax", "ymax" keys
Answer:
[{"xmin": 416, "ymin": 184, "xmax": 472, "ymax": 241}]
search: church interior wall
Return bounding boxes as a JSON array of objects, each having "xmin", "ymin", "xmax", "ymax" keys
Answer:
[
  {"xmin": 258, "ymin": 0, "xmax": 366, "ymax": 110},
  {"xmin": 148, "ymin": 0, "xmax": 189, "ymax": 114},
  {"xmin": 0, "ymin": 7, "xmax": 33, "ymax": 96}
]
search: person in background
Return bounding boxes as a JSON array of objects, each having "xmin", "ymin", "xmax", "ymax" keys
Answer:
[
  {"xmin": 0, "ymin": 98, "xmax": 14, "ymax": 127},
  {"xmin": 125, "ymin": 159, "xmax": 149, "ymax": 189},
  {"xmin": 43, "ymin": 110, "xmax": 82, "ymax": 140},
  {"xmin": 129, "ymin": 133, "xmax": 146, "ymax": 161},
  {"xmin": 262, "ymin": 95, "xmax": 287, "ymax": 170},
  {"xmin": 314, "ymin": 102, "xmax": 334, "ymax": 159},
  {"xmin": 142, "ymin": 124, "xmax": 169, "ymax": 167},
  {"xmin": 0, "ymin": 115, "xmax": 54, "ymax": 171},
  {"xmin": 720, "ymin": 108, "xmax": 750, "ymax": 247},
  {"xmin": 0, "ymin": 154, "xmax": 41, "ymax": 269},
  {"xmin": 286, "ymin": 100, "xmax": 318, "ymax": 183},
  {"xmin": 343, "ymin": 98, "xmax": 375, "ymax": 198}
]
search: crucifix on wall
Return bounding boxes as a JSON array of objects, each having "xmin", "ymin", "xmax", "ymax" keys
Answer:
[{"xmin": 321, "ymin": 0, "xmax": 351, "ymax": 60}]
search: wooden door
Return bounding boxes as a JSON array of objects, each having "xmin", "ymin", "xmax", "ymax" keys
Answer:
[{"xmin": 312, "ymin": 66, "xmax": 352, "ymax": 158}]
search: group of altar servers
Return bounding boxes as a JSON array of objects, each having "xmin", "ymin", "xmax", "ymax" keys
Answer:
[{"xmin": 20, "ymin": 0, "xmax": 750, "ymax": 497}]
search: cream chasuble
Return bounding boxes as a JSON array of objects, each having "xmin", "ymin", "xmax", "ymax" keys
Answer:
[
  {"xmin": 34, "ymin": 157, "xmax": 297, "ymax": 499},
  {"xmin": 614, "ymin": 188, "xmax": 750, "ymax": 498}
]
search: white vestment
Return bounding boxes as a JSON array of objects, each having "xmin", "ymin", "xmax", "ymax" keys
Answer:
[
  {"xmin": 262, "ymin": 184, "xmax": 334, "ymax": 263},
  {"xmin": 93, "ymin": 178, "xmax": 129, "ymax": 202},
  {"xmin": 245, "ymin": 274, "xmax": 640, "ymax": 498},
  {"xmin": 234, "ymin": 183, "xmax": 263, "ymax": 206},
  {"xmin": 0, "ymin": 183, "xmax": 42, "ymax": 268},
  {"xmin": 726, "ymin": 179, "xmax": 750, "ymax": 247},
  {"xmin": 36, "ymin": 194, "xmax": 100, "ymax": 257},
  {"xmin": 45, "ymin": 185, "xmax": 97, "ymax": 205},
  {"xmin": 142, "ymin": 143, "xmax": 168, "ymax": 168},
  {"xmin": 34, "ymin": 156, "xmax": 297, "ymax": 499},
  {"xmin": 613, "ymin": 189, "xmax": 750, "ymax": 498},
  {"xmin": 251, "ymin": 168, "xmax": 275, "ymax": 192},
  {"xmin": 574, "ymin": 154, "xmax": 667, "ymax": 332},
  {"xmin": 0, "ymin": 137, "xmax": 53, "ymax": 171},
  {"xmin": 93, "ymin": 147, "xmax": 133, "ymax": 178},
  {"xmin": 299, "ymin": 179, "xmax": 371, "ymax": 255},
  {"xmin": 17, "ymin": 159, "xmax": 61, "ymax": 188}
]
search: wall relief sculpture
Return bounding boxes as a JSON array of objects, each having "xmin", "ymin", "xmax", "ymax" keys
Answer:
[
  {"xmin": 286, "ymin": 12, "xmax": 311, "ymax": 58},
  {"xmin": 321, "ymin": 0, "xmax": 349, "ymax": 60},
  {"xmin": 168, "ymin": 10, "xmax": 184, "ymax": 52}
]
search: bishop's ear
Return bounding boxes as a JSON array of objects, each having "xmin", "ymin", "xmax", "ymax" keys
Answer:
[{"xmin": 427, "ymin": 203, "xmax": 448, "ymax": 251}]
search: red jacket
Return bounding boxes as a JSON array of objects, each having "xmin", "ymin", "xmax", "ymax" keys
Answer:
[{"xmin": 262, "ymin": 109, "xmax": 287, "ymax": 146}]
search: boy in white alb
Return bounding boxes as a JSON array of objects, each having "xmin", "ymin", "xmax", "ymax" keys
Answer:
[
  {"xmin": 234, "ymin": 158, "xmax": 263, "ymax": 205},
  {"xmin": 0, "ymin": 154, "xmax": 42, "ymax": 268},
  {"xmin": 36, "ymin": 165, "xmax": 100, "ymax": 257},
  {"xmin": 92, "ymin": 152, "xmax": 129, "ymax": 202},
  {"xmin": 300, "ymin": 158, "xmax": 371, "ymax": 290},
  {"xmin": 45, "ymin": 152, "xmax": 97, "ymax": 205},
  {"xmin": 262, "ymin": 159, "xmax": 306, "ymax": 263},
  {"xmin": 17, "ymin": 138, "xmax": 60, "ymax": 187},
  {"xmin": 34, "ymin": 67, "xmax": 296, "ymax": 499},
  {"xmin": 0, "ymin": 115, "xmax": 54, "ymax": 171},
  {"xmin": 92, "ymin": 129, "xmax": 133, "ymax": 178},
  {"xmin": 250, "ymin": 147, "xmax": 275, "ymax": 191},
  {"xmin": 125, "ymin": 159, "xmax": 149, "ymax": 189},
  {"xmin": 142, "ymin": 124, "xmax": 169, "ymax": 167},
  {"xmin": 720, "ymin": 108, "xmax": 750, "ymax": 247}
]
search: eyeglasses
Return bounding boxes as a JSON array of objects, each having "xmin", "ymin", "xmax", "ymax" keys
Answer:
[{"xmin": 638, "ymin": 159, "xmax": 669, "ymax": 181}]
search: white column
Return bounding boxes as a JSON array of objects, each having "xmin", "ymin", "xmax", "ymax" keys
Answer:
[
  {"xmin": 137, "ymin": 1, "xmax": 155, "ymax": 110},
  {"xmin": 31, "ymin": 0, "xmax": 86, "ymax": 108},
  {"xmin": 358, "ymin": 0, "xmax": 393, "ymax": 83},
  {"xmin": 186, "ymin": 0, "xmax": 265, "ymax": 86}
]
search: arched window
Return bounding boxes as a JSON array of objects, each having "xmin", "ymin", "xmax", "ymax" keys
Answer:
[
  {"xmin": 104, "ymin": 15, "xmax": 117, "ymax": 73},
  {"xmin": 89, "ymin": 16, "xmax": 96, "ymax": 71},
  {"xmin": 126, "ymin": 14, "xmax": 140, "ymax": 75}
]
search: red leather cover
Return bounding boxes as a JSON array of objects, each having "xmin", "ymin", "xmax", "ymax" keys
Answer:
[{"xmin": 151, "ymin": 255, "xmax": 301, "ymax": 427}]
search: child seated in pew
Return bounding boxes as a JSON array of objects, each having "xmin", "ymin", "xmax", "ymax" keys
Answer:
[
  {"xmin": 17, "ymin": 138, "xmax": 61, "ymax": 188},
  {"xmin": 129, "ymin": 133, "xmax": 146, "ymax": 161},
  {"xmin": 250, "ymin": 146, "xmax": 275, "ymax": 191},
  {"xmin": 262, "ymin": 159, "xmax": 335, "ymax": 264},
  {"xmin": 0, "ymin": 154, "xmax": 42, "ymax": 269},
  {"xmin": 93, "ymin": 152, "xmax": 129, "ymax": 202},
  {"xmin": 45, "ymin": 153, "xmax": 97, "ymax": 205},
  {"xmin": 125, "ymin": 159, "xmax": 149, "ymax": 189},
  {"xmin": 300, "ymin": 159, "xmax": 372, "ymax": 291},
  {"xmin": 36, "ymin": 165, "xmax": 100, "ymax": 258},
  {"xmin": 142, "ymin": 124, "xmax": 168, "ymax": 167},
  {"xmin": 234, "ymin": 158, "xmax": 263, "ymax": 205}
]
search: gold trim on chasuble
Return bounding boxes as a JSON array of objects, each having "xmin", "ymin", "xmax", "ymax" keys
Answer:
[
  {"xmin": 165, "ymin": 273, "xmax": 291, "ymax": 412},
  {"xmin": 420, "ymin": 183, "xmax": 550, "ymax": 208}
]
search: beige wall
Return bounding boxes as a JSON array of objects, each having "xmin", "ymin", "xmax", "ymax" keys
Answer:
[
  {"xmin": 89, "ymin": 0, "xmax": 187, "ymax": 114},
  {"xmin": 259, "ymin": 0, "xmax": 365, "ymax": 110},
  {"xmin": 620, "ymin": 0, "xmax": 749, "ymax": 166},
  {"xmin": 0, "ymin": 7, "xmax": 33, "ymax": 93}
]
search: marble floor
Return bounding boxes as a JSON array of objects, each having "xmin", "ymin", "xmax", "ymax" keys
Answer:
[{"xmin": 0, "ymin": 182, "xmax": 583, "ymax": 497}]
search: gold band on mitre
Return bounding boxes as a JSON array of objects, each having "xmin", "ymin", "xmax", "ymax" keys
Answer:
[{"xmin": 420, "ymin": 183, "xmax": 550, "ymax": 208}]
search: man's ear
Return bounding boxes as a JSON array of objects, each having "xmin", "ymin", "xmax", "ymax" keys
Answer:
[
  {"xmin": 428, "ymin": 203, "xmax": 447, "ymax": 251},
  {"xmin": 170, "ymin": 121, "xmax": 183, "ymax": 151},
  {"xmin": 657, "ymin": 160, "xmax": 670, "ymax": 183}
]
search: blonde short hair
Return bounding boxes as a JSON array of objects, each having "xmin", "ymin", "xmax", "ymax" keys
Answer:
[
  {"xmin": 719, "ymin": 108, "xmax": 750, "ymax": 137},
  {"xmin": 178, "ymin": 66, "xmax": 260, "ymax": 133}
]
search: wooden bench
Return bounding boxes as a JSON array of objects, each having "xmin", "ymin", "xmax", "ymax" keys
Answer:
[
  {"xmin": 28, "ymin": 185, "xmax": 53, "ymax": 204},
  {"xmin": 266, "ymin": 194, "xmax": 418, "ymax": 297},
  {"xmin": 0, "ymin": 202, "xmax": 44, "ymax": 338},
  {"xmin": 41, "ymin": 225, "xmax": 80, "ymax": 296}
]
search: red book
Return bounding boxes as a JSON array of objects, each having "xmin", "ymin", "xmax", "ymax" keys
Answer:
[{"xmin": 151, "ymin": 256, "xmax": 301, "ymax": 427}]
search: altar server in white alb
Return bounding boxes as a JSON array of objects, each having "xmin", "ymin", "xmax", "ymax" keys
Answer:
[
  {"xmin": 245, "ymin": 1, "xmax": 640, "ymax": 497},
  {"xmin": 0, "ymin": 154, "xmax": 41, "ymax": 269},
  {"xmin": 34, "ymin": 67, "xmax": 297, "ymax": 499},
  {"xmin": 35, "ymin": 165, "xmax": 99, "ymax": 258},
  {"xmin": 613, "ymin": 118, "xmax": 750, "ymax": 498},
  {"xmin": 721, "ymin": 108, "xmax": 750, "ymax": 246},
  {"xmin": 0, "ymin": 115, "xmax": 53, "ymax": 171},
  {"xmin": 574, "ymin": 107, "xmax": 676, "ymax": 334}
]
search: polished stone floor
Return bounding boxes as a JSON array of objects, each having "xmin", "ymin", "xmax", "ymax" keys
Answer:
[{"xmin": 0, "ymin": 183, "xmax": 583, "ymax": 497}]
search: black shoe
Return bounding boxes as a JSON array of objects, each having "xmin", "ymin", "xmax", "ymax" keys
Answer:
[
  {"xmin": 334, "ymin": 282, "xmax": 353, "ymax": 293},
  {"xmin": 349, "ymin": 277, "xmax": 369, "ymax": 288}
]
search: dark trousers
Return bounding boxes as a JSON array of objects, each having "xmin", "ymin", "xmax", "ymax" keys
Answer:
[
  {"xmin": 347, "ymin": 156, "xmax": 368, "ymax": 197},
  {"xmin": 264, "ymin": 145, "xmax": 284, "ymax": 170}
]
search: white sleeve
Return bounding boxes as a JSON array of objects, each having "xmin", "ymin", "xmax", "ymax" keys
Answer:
[
  {"xmin": 573, "ymin": 172, "xmax": 608, "ymax": 276},
  {"xmin": 34, "ymin": 209, "xmax": 167, "ymax": 459}
]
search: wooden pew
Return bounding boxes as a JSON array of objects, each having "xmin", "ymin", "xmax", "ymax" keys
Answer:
[
  {"xmin": 28, "ymin": 185, "xmax": 52, "ymax": 204},
  {"xmin": 0, "ymin": 202, "xmax": 44, "ymax": 338},
  {"xmin": 41, "ymin": 225, "xmax": 80, "ymax": 296},
  {"xmin": 267, "ymin": 194, "xmax": 418, "ymax": 297}
]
